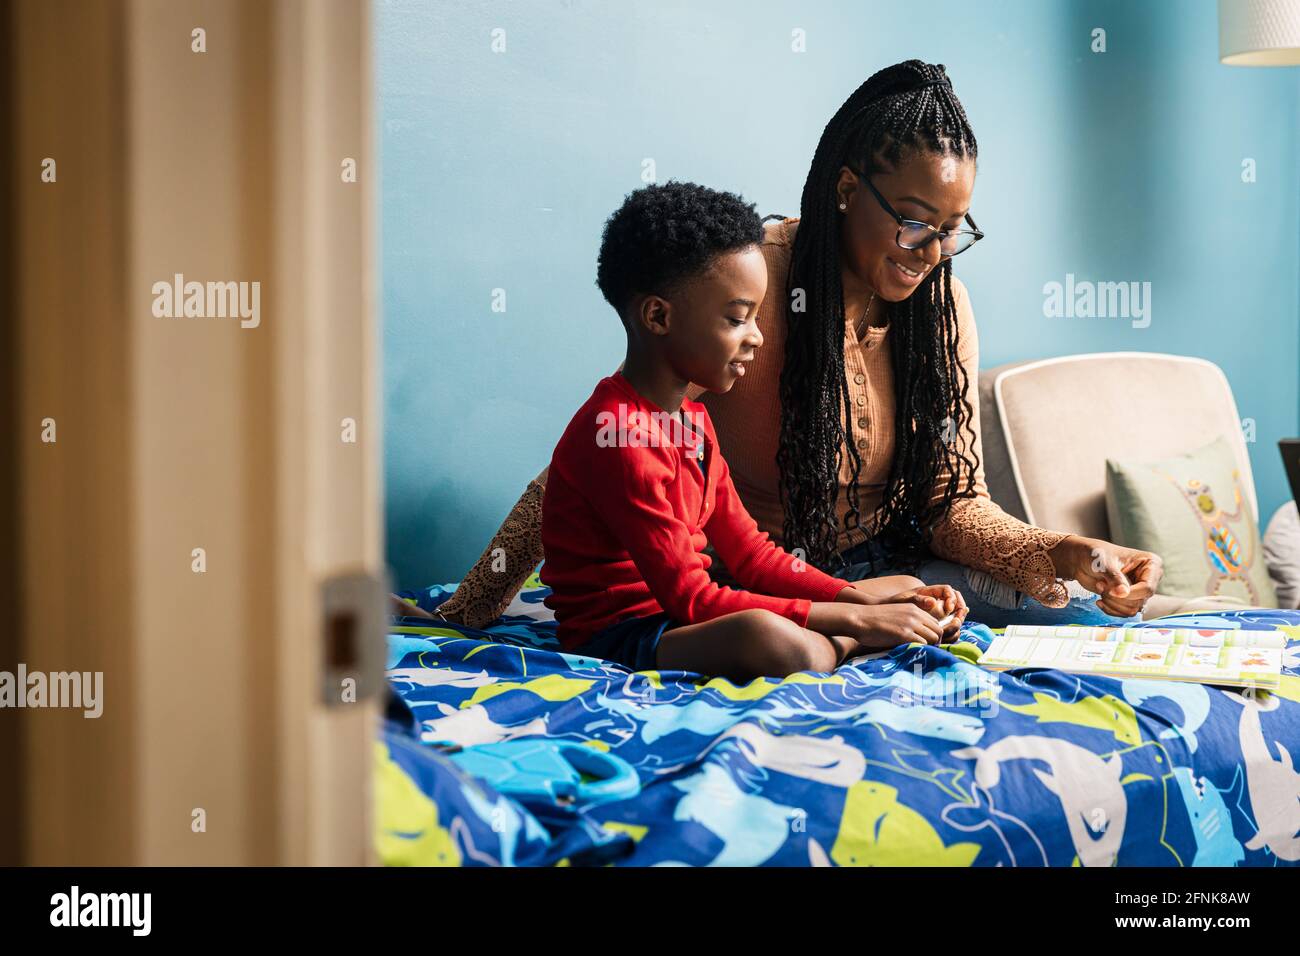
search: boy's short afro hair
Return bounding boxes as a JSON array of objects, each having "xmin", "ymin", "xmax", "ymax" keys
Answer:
[{"xmin": 596, "ymin": 180, "xmax": 764, "ymax": 319}]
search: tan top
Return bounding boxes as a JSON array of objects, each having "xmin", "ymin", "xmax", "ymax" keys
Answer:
[{"xmin": 436, "ymin": 218, "xmax": 1074, "ymax": 629}]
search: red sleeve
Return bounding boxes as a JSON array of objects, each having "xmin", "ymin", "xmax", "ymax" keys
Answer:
[
  {"xmin": 574, "ymin": 440, "xmax": 817, "ymax": 627},
  {"xmin": 703, "ymin": 452, "xmax": 850, "ymax": 602}
]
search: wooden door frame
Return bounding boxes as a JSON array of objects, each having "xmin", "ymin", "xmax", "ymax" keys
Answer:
[{"xmin": 4, "ymin": 0, "xmax": 379, "ymax": 866}]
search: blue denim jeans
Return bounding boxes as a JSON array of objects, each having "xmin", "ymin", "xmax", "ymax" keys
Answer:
[{"xmin": 829, "ymin": 538, "xmax": 1143, "ymax": 629}]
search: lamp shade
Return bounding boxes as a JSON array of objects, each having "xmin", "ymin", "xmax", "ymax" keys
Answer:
[{"xmin": 1220, "ymin": 0, "xmax": 1300, "ymax": 65}]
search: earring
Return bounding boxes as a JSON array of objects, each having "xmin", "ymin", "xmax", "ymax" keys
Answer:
[{"xmin": 839, "ymin": 203, "xmax": 847, "ymax": 211}]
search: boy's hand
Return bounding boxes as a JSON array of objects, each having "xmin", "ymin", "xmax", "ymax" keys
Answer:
[
  {"xmin": 881, "ymin": 585, "xmax": 967, "ymax": 639},
  {"xmin": 807, "ymin": 602, "xmax": 945, "ymax": 650}
]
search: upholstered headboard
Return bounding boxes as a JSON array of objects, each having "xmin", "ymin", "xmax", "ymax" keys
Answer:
[{"xmin": 976, "ymin": 353, "xmax": 1259, "ymax": 540}]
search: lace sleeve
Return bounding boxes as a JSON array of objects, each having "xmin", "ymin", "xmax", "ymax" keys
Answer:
[
  {"xmin": 925, "ymin": 278, "xmax": 1072, "ymax": 609},
  {"xmin": 931, "ymin": 498, "xmax": 1072, "ymax": 608},
  {"xmin": 435, "ymin": 471, "xmax": 547, "ymax": 629}
]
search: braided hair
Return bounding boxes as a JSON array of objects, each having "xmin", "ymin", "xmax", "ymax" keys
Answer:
[{"xmin": 776, "ymin": 60, "xmax": 980, "ymax": 575}]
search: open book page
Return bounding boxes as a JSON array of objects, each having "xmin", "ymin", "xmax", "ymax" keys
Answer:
[{"xmin": 979, "ymin": 625, "xmax": 1285, "ymax": 689}]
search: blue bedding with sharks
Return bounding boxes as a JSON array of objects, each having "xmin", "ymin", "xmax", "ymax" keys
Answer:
[{"xmin": 377, "ymin": 575, "xmax": 1300, "ymax": 867}]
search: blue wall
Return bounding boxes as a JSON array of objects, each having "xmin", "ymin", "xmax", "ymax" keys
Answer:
[{"xmin": 378, "ymin": 0, "xmax": 1300, "ymax": 588}]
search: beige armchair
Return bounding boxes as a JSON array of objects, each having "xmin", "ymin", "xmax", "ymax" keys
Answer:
[{"xmin": 978, "ymin": 352, "xmax": 1266, "ymax": 619}]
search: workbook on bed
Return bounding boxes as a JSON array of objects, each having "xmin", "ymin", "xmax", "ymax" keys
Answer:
[{"xmin": 979, "ymin": 625, "xmax": 1286, "ymax": 689}]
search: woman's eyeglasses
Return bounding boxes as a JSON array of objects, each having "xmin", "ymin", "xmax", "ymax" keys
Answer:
[{"xmin": 853, "ymin": 169, "xmax": 984, "ymax": 257}]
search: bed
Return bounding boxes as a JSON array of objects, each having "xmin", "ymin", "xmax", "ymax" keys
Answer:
[{"xmin": 377, "ymin": 573, "xmax": 1300, "ymax": 867}]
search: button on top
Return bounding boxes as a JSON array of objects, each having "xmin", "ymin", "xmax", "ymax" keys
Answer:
[{"xmin": 853, "ymin": 373, "xmax": 865, "ymax": 385}]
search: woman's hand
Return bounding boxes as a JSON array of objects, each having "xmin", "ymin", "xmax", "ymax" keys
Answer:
[
  {"xmin": 835, "ymin": 582, "xmax": 967, "ymax": 639},
  {"xmin": 881, "ymin": 584, "xmax": 967, "ymax": 639},
  {"xmin": 389, "ymin": 593, "xmax": 437, "ymax": 619},
  {"xmin": 1048, "ymin": 534, "xmax": 1164, "ymax": 618}
]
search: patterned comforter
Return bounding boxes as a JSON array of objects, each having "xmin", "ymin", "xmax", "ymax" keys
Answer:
[{"xmin": 377, "ymin": 575, "xmax": 1300, "ymax": 867}]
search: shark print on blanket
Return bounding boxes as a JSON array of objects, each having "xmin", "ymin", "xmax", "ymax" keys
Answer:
[
  {"xmin": 670, "ymin": 762, "xmax": 799, "ymax": 866},
  {"xmin": 952, "ymin": 735, "xmax": 1128, "ymax": 867},
  {"xmin": 382, "ymin": 588, "xmax": 1300, "ymax": 866},
  {"xmin": 1121, "ymin": 680, "xmax": 1211, "ymax": 754},
  {"xmin": 829, "ymin": 780, "xmax": 982, "ymax": 866},
  {"xmin": 1171, "ymin": 767, "xmax": 1244, "ymax": 867},
  {"xmin": 756, "ymin": 696, "xmax": 986, "ymax": 746},
  {"xmin": 1221, "ymin": 689, "xmax": 1300, "ymax": 861}
]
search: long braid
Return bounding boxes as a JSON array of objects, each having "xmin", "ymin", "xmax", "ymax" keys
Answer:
[{"xmin": 777, "ymin": 60, "xmax": 980, "ymax": 575}]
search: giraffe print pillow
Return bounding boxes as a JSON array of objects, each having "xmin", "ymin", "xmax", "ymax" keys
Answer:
[{"xmin": 1105, "ymin": 435, "xmax": 1278, "ymax": 608}]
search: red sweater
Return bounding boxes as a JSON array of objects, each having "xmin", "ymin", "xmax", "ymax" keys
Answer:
[{"xmin": 541, "ymin": 372, "xmax": 849, "ymax": 649}]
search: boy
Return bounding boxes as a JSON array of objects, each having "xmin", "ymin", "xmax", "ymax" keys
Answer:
[{"xmin": 541, "ymin": 182, "xmax": 963, "ymax": 680}]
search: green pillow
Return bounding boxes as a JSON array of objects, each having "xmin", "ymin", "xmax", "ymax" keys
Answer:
[{"xmin": 1104, "ymin": 435, "xmax": 1276, "ymax": 608}]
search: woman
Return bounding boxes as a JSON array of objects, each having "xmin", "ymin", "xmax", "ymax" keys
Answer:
[{"xmin": 429, "ymin": 60, "xmax": 1164, "ymax": 631}]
